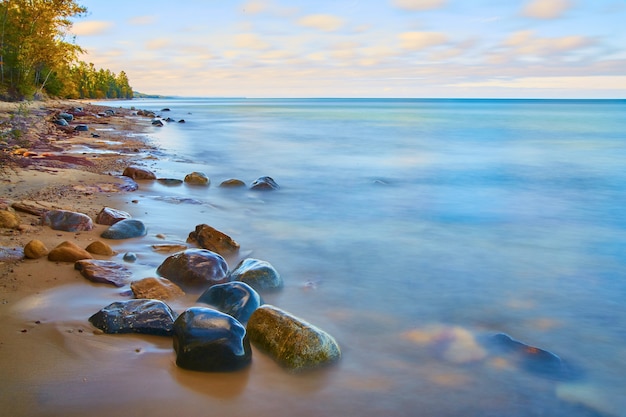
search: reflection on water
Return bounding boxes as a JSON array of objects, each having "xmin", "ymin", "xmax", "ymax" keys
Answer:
[{"xmin": 15, "ymin": 99, "xmax": 626, "ymax": 416}]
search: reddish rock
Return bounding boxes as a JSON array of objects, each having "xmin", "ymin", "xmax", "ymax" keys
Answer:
[
  {"xmin": 95, "ymin": 207, "xmax": 132, "ymax": 225},
  {"xmin": 122, "ymin": 165, "xmax": 156, "ymax": 180},
  {"xmin": 75, "ymin": 259, "xmax": 132, "ymax": 287},
  {"xmin": 42, "ymin": 209, "xmax": 94, "ymax": 232},
  {"xmin": 187, "ymin": 224, "xmax": 240, "ymax": 257}
]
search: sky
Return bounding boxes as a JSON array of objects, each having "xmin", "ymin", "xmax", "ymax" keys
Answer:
[{"xmin": 69, "ymin": 0, "xmax": 626, "ymax": 98}]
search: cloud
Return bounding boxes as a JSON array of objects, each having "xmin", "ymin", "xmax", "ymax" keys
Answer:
[
  {"xmin": 522, "ymin": 0, "xmax": 572, "ymax": 19},
  {"xmin": 128, "ymin": 15, "xmax": 156, "ymax": 26},
  {"xmin": 449, "ymin": 76, "xmax": 626, "ymax": 90},
  {"xmin": 242, "ymin": 0, "xmax": 268, "ymax": 14},
  {"xmin": 504, "ymin": 30, "xmax": 594, "ymax": 56},
  {"xmin": 391, "ymin": 0, "xmax": 447, "ymax": 11},
  {"xmin": 234, "ymin": 33, "xmax": 271, "ymax": 50},
  {"xmin": 145, "ymin": 38, "xmax": 171, "ymax": 50},
  {"xmin": 71, "ymin": 21, "xmax": 114, "ymax": 36},
  {"xmin": 298, "ymin": 14, "xmax": 344, "ymax": 32},
  {"xmin": 399, "ymin": 31, "xmax": 448, "ymax": 50}
]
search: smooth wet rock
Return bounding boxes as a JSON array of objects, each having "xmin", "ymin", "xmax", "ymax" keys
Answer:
[
  {"xmin": 229, "ymin": 258, "xmax": 282, "ymax": 292},
  {"xmin": 95, "ymin": 207, "xmax": 131, "ymax": 225},
  {"xmin": 173, "ymin": 307, "xmax": 252, "ymax": 372},
  {"xmin": 157, "ymin": 178, "xmax": 183, "ymax": 186},
  {"xmin": 123, "ymin": 252, "xmax": 137, "ymax": 262},
  {"xmin": 48, "ymin": 241, "xmax": 93, "ymax": 262},
  {"xmin": 184, "ymin": 171, "xmax": 209, "ymax": 186},
  {"xmin": 187, "ymin": 224, "xmax": 240, "ymax": 257},
  {"xmin": 101, "ymin": 219, "xmax": 147, "ymax": 239},
  {"xmin": 247, "ymin": 305, "xmax": 341, "ymax": 371},
  {"xmin": 75, "ymin": 259, "xmax": 132, "ymax": 287},
  {"xmin": 0, "ymin": 210, "xmax": 21, "ymax": 229},
  {"xmin": 122, "ymin": 165, "xmax": 157, "ymax": 180},
  {"xmin": 24, "ymin": 239, "xmax": 49, "ymax": 259},
  {"xmin": 89, "ymin": 299, "xmax": 177, "ymax": 336},
  {"xmin": 131, "ymin": 277, "xmax": 185, "ymax": 300},
  {"xmin": 250, "ymin": 176, "xmax": 279, "ymax": 190},
  {"xmin": 74, "ymin": 124, "xmax": 89, "ymax": 132},
  {"xmin": 156, "ymin": 249, "xmax": 230, "ymax": 291},
  {"xmin": 197, "ymin": 281, "xmax": 262, "ymax": 325},
  {"xmin": 219, "ymin": 178, "xmax": 246, "ymax": 188},
  {"xmin": 42, "ymin": 209, "xmax": 94, "ymax": 232},
  {"xmin": 85, "ymin": 240, "xmax": 116, "ymax": 256}
]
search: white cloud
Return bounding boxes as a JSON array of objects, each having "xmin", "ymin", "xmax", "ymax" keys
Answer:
[
  {"xmin": 522, "ymin": 0, "xmax": 572, "ymax": 19},
  {"xmin": 234, "ymin": 33, "xmax": 271, "ymax": 50},
  {"xmin": 449, "ymin": 76, "xmax": 626, "ymax": 90},
  {"xmin": 242, "ymin": 0, "xmax": 268, "ymax": 14},
  {"xmin": 391, "ymin": 0, "xmax": 447, "ymax": 11},
  {"xmin": 145, "ymin": 38, "xmax": 171, "ymax": 51},
  {"xmin": 128, "ymin": 15, "xmax": 156, "ymax": 26},
  {"xmin": 71, "ymin": 21, "xmax": 114, "ymax": 36},
  {"xmin": 298, "ymin": 14, "xmax": 344, "ymax": 32},
  {"xmin": 504, "ymin": 30, "xmax": 594, "ymax": 56},
  {"xmin": 399, "ymin": 31, "xmax": 447, "ymax": 50}
]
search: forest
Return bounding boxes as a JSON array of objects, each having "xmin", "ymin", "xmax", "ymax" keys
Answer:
[{"xmin": 0, "ymin": 0, "xmax": 132, "ymax": 100}]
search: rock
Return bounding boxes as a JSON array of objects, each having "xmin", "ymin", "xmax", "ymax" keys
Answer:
[
  {"xmin": 250, "ymin": 176, "xmax": 279, "ymax": 190},
  {"xmin": 0, "ymin": 210, "xmax": 21, "ymax": 229},
  {"xmin": 401, "ymin": 325, "xmax": 487, "ymax": 364},
  {"xmin": 131, "ymin": 277, "xmax": 185, "ymax": 300},
  {"xmin": 157, "ymin": 178, "xmax": 183, "ymax": 186},
  {"xmin": 197, "ymin": 281, "xmax": 262, "ymax": 325},
  {"xmin": 24, "ymin": 239, "xmax": 49, "ymax": 259},
  {"xmin": 186, "ymin": 224, "xmax": 240, "ymax": 257},
  {"xmin": 247, "ymin": 305, "xmax": 341, "ymax": 371},
  {"xmin": 101, "ymin": 219, "xmax": 147, "ymax": 239},
  {"xmin": 151, "ymin": 119, "xmax": 163, "ymax": 127},
  {"xmin": 173, "ymin": 307, "xmax": 252, "ymax": 372},
  {"xmin": 74, "ymin": 124, "xmax": 89, "ymax": 131},
  {"xmin": 85, "ymin": 240, "xmax": 116, "ymax": 256},
  {"xmin": 41, "ymin": 209, "xmax": 94, "ymax": 232},
  {"xmin": 122, "ymin": 165, "xmax": 157, "ymax": 180},
  {"xmin": 184, "ymin": 171, "xmax": 209, "ymax": 186},
  {"xmin": 89, "ymin": 299, "xmax": 177, "ymax": 336},
  {"xmin": 156, "ymin": 248, "xmax": 230, "ymax": 291},
  {"xmin": 151, "ymin": 244, "xmax": 188, "ymax": 253},
  {"xmin": 74, "ymin": 259, "xmax": 132, "ymax": 287},
  {"xmin": 0, "ymin": 247, "xmax": 24, "ymax": 262},
  {"xmin": 48, "ymin": 241, "xmax": 93, "ymax": 262},
  {"xmin": 219, "ymin": 178, "xmax": 246, "ymax": 188},
  {"xmin": 58, "ymin": 112, "xmax": 73, "ymax": 121},
  {"xmin": 123, "ymin": 252, "xmax": 137, "ymax": 262},
  {"xmin": 95, "ymin": 207, "xmax": 131, "ymax": 225},
  {"xmin": 229, "ymin": 258, "xmax": 282, "ymax": 292}
]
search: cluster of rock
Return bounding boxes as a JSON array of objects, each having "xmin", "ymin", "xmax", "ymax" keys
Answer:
[{"xmin": 1, "ymin": 165, "xmax": 338, "ymax": 374}]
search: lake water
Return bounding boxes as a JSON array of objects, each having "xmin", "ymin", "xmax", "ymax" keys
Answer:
[{"xmin": 75, "ymin": 98, "xmax": 626, "ymax": 416}]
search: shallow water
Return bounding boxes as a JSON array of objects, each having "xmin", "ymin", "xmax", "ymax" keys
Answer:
[{"xmin": 21, "ymin": 98, "xmax": 626, "ymax": 416}]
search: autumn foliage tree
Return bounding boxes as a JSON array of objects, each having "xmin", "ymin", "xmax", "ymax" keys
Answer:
[{"xmin": 0, "ymin": 0, "xmax": 132, "ymax": 100}]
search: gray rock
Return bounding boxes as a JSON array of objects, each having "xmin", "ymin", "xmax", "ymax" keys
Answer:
[
  {"xmin": 247, "ymin": 305, "xmax": 341, "ymax": 371},
  {"xmin": 74, "ymin": 259, "xmax": 132, "ymax": 287},
  {"xmin": 156, "ymin": 248, "xmax": 230, "ymax": 291},
  {"xmin": 250, "ymin": 176, "xmax": 279, "ymax": 190},
  {"xmin": 229, "ymin": 258, "xmax": 282, "ymax": 292},
  {"xmin": 89, "ymin": 299, "xmax": 177, "ymax": 336},
  {"xmin": 197, "ymin": 281, "xmax": 262, "ymax": 324},
  {"xmin": 173, "ymin": 307, "xmax": 252, "ymax": 371},
  {"xmin": 101, "ymin": 219, "xmax": 147, "ymax": 239}
]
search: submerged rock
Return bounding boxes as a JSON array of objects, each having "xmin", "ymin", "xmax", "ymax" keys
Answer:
[
  {"xmin": 184, "ymin": 171, "xmax": 210, "ymax": 186},
  {"xmin": 89, "ymin": 299, "xmax": 177, "ymax": 336},
  {"xmin": 197, "ymin": 281, "xmax": 262, "ymax": 324},
  {"xmin": 74, "ymin": 259, "xmax": 132, "ymax": 287},
  {"xmin": 173, "ymin": 307, "xmax": 252, "ymax": 372},
  {"xmin": 48, "ymin": 241, "xmax": 93, "ymax": 262},
  {"xmin": 250, "ymin": 176, "xmax": 279, "ymax": 190},
  {"xmin": 247, "ymin": 305, "xmax": 341, "ymax": 371},
  {"xmin": 122, "ymin": 165, "xmax": 157, "ymax": 180},
  {"xmin": 101, "ymin": 219, "xmax": 147, "ymax": 239},
  {"xmin": 229, "ymin": 258, "xmax": 282, "ymax": 292},
  {"xmin": 157, "ymin": 178, "xmax": 183, "ymax": 186},
  {"xmin": 219, "ymin": 178, "xmax": 246, "ymax": 188},
  {"xmin": 24, "ymin": 239, "xmax": 49, "ymax": 259},
  {"xmin": 42, "ymin": 209, "xmax": 94, "ymax": 232},
  {"xmin": 123, "ymin": 252, "xmax": 137, "ymax": 262},
  {"xmin": 95, "ymin": 207, "xmax": 132, "ymax": 225},
  {"xmin": 85, "ymin": 240, "xmax": 116, "ymax": 256},
  {"xmin": 156, "ymin": 248, "xmax": 230, "ymax": 291},
  {"xmin": 131, "ymin": 277, "xmax": 185, "ymax": 300},
  {"xmin": 187, "ymin": 224, "xmax": 240, "ymax": 257}
]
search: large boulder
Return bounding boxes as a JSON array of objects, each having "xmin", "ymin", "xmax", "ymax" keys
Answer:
[
  {"xmin": 122, "ymin": 165, "xmax": 157, "ymax": 180},
  {"xmin": 131, "ymin": 277, "xmax": 185, "ymax": 300},
  {"xmin": 89, "ymin": 299, "xmax": 177, "ymax": 336},
  {"xmin": 197, "ymin": 281, "xmax": 262, "ymax": 325},
  {"xmin": 48, "ymin": 241, "xmax": 93, "ymax": 262},
  {"xmin": 184, "ymin": 172, "xmax": 209, "ymax": 186},
  {"xmin": 42, "ymin": 209, "xmax": 94, "ymax": 232},
  {"xmin": 229, "ymin": 258, "xmax": 282, "ymax": 292},
  {"xmin": 95, "ymin": 207, "xmax": 131, "ymax": 225},
  {"xmin": 173, "ymin": 307, "xmax": 252, "ymax": 372},
  {"xmin": 247, "ymin": 305, "xmax": 341, "ymax": 371},
  {"xmin": 100, "ymin": 219, "xmax": 147, "ymax": 239},
  {"xmin": 75, "ymin": 259, "xmax": 132, "ymax": 287},
  {"xmin": 187, "ymin": 224, "xmax": 240, "ymax": 257},
  {"xmin": 156, "ymin": 248, "xmax": 230, "ymax": 291}
]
